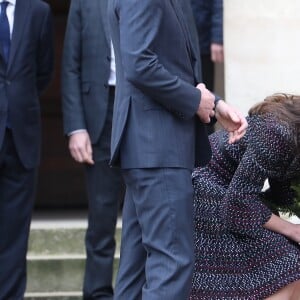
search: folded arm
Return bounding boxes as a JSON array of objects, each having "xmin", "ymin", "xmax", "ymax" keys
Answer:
[
  {"xmin": 223, "ymin": 118, "xmax": 295, "ymax": 236},
  {"xmin": 118, "ymin": 0, "xmax": 200, "ymax": 119}
]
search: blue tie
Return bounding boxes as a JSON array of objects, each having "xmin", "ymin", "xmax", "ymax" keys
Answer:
[{"xmin": 0, "ymin": 1, "xmax": 10, "ymax": 64}]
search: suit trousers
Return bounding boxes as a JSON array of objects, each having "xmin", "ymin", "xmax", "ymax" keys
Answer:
[
  {"xmin": 0, "ymin": 129, "xmax": 37, "ymax": 300},
  {"xmin": 83, "ymin": 87, "xmax": 123, "ymax": 299},
  {"xmin": 114, "ymin": 168, "xmax": 195, "ymax": 300}
]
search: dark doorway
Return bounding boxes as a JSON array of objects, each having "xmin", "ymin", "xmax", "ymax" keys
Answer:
[{"xmin": 35, "ymin": 0, "xmax": 87, "ymax": 209}]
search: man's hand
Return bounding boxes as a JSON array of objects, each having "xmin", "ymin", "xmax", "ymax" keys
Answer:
[
  {"xmin": 211, "ymin": 43, "xmax": 224, "ymax": 63},
  {"xmin": 68, "ymin": 131, "xmax": 94, "ymax": 165},
  {"xmin": 215, "ymin": 100, "xmax": 248, "ymax": 144},
  {"xmin": 196, "ymin": 83, "xmax": 215, "ymax": 123}
]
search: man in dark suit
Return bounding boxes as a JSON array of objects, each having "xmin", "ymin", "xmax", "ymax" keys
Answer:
[
  {"xmin": 191, "ymin": 0, "xmax": 224, "ymax": 134},
  {"xmin": 108, "ymin": 0, "xmax": 248, "ymax": 299},
  {"xmin": 191, "ymin": 0, "xmax": 224, "ymax": 91},
  {"xmin": 0, "ymin": 0, "xmax": 53, "ymax": 298},
  {"xmin": 62, "ymin": 0, "xmax": 123, "ymax": 299}
]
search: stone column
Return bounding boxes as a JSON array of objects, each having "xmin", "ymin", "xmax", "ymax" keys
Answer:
[{"xmin": 224, "ymin": 0, "xmax": 300, "ymax": 114}]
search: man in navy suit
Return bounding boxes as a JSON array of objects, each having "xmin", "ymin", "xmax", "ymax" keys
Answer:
[
  {"xmin": 109, "ymin": 0, "xmax": 247, "ymax": 299},
  {"xmin": 62, "ymin": 0, "xmax": 123, "ymax": 299},
  {"xmin": 0, "ymin": 0, "xmax": 53, "ymax": 298}
]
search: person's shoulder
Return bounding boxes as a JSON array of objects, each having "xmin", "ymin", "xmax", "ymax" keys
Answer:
[
  {"xmin": 28, "ymin": 0, "xmax": 52, "ymax": 21},
  {"xmin": 249, "ymin": 113, "xmax": 294, "ymax": 149},
  {"xmin": 251, "ymin": 113, "xmax": 290, "ymax": 133},
  {"xmin": 31, "ymin": 0, "xmax": 51, "ymax": 12},
  {"xmin": 247, "ymin": 114, "xmax": 296, "ymax": 175}
]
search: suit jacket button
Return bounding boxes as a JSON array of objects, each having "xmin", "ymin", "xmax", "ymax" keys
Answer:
[
  {"xmin": 106, "ymin": 56, "xmax": 111, "ymax": 62},
  {"xmin": 5, "ymin": 80, "xmax": 11, "ymax": 85}
]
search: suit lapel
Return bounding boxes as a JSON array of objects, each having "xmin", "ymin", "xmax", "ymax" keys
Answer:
[
  {"xmin": 0, "ymin": 1, "xmax": 10, "ymax": 68},
  {"xmin": 7, "ymin": 0, "xmax": 30, "ymax": 73},
  {"xmin": 171, "ymin": 0, "xmax": 200, "ymax": 83},
  {"xmin": 170, "ymin": 0, "xmax": 195, "ymax": 61},
  {"xmin": 99, "ymin": 0, "xmax": 110, "ymax": 46},
  {"xmin": 0, "ymin": 48, "xmax": 6, "ymax": 68}
]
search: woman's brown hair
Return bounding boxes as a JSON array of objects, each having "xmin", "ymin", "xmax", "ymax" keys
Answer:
[{"xmin": 248, "ymin": 93, "xmax": 300, "ymax": 151}]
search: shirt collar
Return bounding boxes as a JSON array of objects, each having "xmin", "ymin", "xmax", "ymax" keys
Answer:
[{"xmin": 0, "ymin": 0, "xmax": 16, "ymax": 5}]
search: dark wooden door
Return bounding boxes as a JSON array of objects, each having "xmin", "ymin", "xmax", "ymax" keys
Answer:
[{"xmin": 35, "ymin": 0, "xmax": 87, "ymax": 209}]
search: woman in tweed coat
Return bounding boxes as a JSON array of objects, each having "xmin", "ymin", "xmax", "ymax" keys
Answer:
[{"xmin": 191, "ymin": 93, "xmax": 300, "ymax": 299}]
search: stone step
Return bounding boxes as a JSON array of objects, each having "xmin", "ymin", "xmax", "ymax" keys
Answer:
[
  {"xmin": 28, "ymin": 212, "xmax": 122, "ymax": 256},
  {"xmin": 28, "ymin": 226, "xmax": 122, "ymax": 256},
  {"xmin": 26, "ymin": 256, "xmax": 120, "ymax": 294},
  {"xmin": 25, "ymin": 211, "xmax": 122, "ymax": 298},
  {"xmin": 25, "ymin": 292, "xmax": 82, "ymax": 300}
]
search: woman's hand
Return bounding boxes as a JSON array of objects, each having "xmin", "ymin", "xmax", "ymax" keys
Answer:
[
  {"xmin": 264, "ymin": 213, "xmax": 300, "ymax": 243},
  {"xmin": 215, "ymin": 100, "xmax": 248, "ymax": 144},
  {"xmin": 286, "ymin": 224, "xmax": 300, "ymax": 244}
]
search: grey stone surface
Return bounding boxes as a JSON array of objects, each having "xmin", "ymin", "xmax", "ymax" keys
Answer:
[
  {"xmin": 28, "ymin": 228, "xmax": 86, "ymax": 256},
  {"xmin": 25, "ymin": 293, "xmax": 82, "ymax": 300},
  {"xmin": 25, "ymin": 215, "xmax": 122, "ymax": 296},
  {"xmin": 26, "ymin": 257, "xmax": 119, "ymax": 293},
  {"xmin": 28, "ymin": 227, "xmax": 121, "ymax": 256}
]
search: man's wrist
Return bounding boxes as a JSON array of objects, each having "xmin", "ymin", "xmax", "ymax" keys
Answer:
[
  {"xmin": 214, "ymin": 97, "xmax": 223, "ymax": 110},
  {"xmin": 68, "ymin": 129, "xmax": 87, "ymax": 137}
]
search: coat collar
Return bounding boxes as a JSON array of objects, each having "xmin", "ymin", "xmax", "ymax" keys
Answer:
[
  {"xmin": 0, "ymin": 0, "xmax": 16, "ymax": 68},
  {"xmin": 170, "ymin": 0, "xmax": 199, "ymax": 82},
  {"xmin": 98, "ymin": 0, "xmax": 110, "ymax": 46},
  {"xmin": 0, "ymin": 0, "xmax": 16, "ymax": 5},
  {"xmin": 7, "ymin": 0, "xmax": 30, "ymax": 73},
  {"xmin": 170, "ymin": 0, "xmax": 193, "ymax": 57}
]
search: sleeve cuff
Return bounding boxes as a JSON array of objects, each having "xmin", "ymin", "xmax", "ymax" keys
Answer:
[{"xmin": 68, "ymin": 129, "xmax": 87, "ymax": 137}]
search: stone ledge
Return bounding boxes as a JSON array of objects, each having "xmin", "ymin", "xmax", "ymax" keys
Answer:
[
  {"xmin": 28, "ymin": 227, "xmax": 121, "ymax": 256},
  {"xmin": 25, "ymin": 291, "xmax": 82, "ymax": 300},
  {"xmin": 26, "ymin": 257, "xmax": 119, "ymax": 293}
]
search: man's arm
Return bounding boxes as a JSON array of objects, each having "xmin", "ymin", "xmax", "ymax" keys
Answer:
[
  {"xmin": 61, "ymin": 0, "xmax": 86, "ymax": 135},
  {"xmin": 61, "ymin": 0, "xmax": 93, "ymax": 164},
  {"xmin": 118, "ymin": 0, "xmax": 241, "ymax": 128},
  {"xmin": 118, "ymin": 0, "xmax": 201, "ymax": 119}
]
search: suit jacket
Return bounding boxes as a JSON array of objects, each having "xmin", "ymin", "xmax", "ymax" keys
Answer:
[
  {"xmin": 62, "ymin": 0, "xmax": 112, "ymax": 144},
  {"xmin": 179, "ymin": 0, "xmax": 202, "ymax": 77},
  {"xmin": 109, "ymin": 0, "xmax": 211, "ymax": 169},
  {"xmin": 0, "ymin": 0, "xmax": 54, "ymax": 169}
]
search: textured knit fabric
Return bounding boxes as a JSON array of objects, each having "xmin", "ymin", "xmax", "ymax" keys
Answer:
[{"xmin": 190, "ymin": 114, "xmax": 300, "ymax": 299}]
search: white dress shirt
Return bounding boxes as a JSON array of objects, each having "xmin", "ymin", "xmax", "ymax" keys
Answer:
[
  {"xmin": 108, "ymin": 42, "xmax": 116, "ymax": 86},
  {"xmin": 0, "ymin": 0, "xmax": 15, "ymax": 38}
]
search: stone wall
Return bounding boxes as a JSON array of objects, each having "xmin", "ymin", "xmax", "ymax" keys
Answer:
[{"xmin": 224, "ymin": 0, "xmax": 300, "ymax": 114}]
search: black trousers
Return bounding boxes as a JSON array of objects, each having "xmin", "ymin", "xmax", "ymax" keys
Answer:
[
  {"xmin": 0, "ymin": 129, "xmax": 37, "ymax": 300},
  {"xmin": 83, "ymin": 86, "xmax": 124, "ymax": 299}
]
